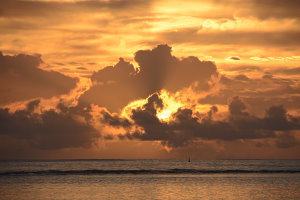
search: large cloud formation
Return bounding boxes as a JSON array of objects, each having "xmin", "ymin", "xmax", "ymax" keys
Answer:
[
  {"xmin": 199, "ymin": 72, "xmax": 300, "ymax": 114},
  {"xmin": 88, "ymin": 45, "xmax": 300, "ymax": 150},
  {"xmin": 80, "ymin": 44, "xmax": 218, "ymax": 112},
  {"xmin": 102, "ymin": 94, "xmax": 300, "ymax": 148},
  {"xmin": 0, "ymin": 52, "xmax": 78, "ymax": 105},
  {"xmin": 0, "ymin": 100, "xmax": 98, "ymax": 151},
  {"xmin": 1, "ymin": 44, "xmax": 299, "ymax": 159}
]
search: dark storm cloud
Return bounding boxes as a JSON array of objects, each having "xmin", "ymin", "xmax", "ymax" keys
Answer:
[
  {"xmin": 275, "ymin": 133, "xmax": 299, "ymax": 149},
  {"xmin": 251, "ymin": 0, "xmax": 300, "ymax": 17},
  {"xmin": 101, "ymin": 110, "xmax": 132, "ymax": 128},
  {"xmin": 103, "ymin": 94, "xmax": 300, "ymax": 148},
  {"xmin": 79, "ymin": 58, "xmax": 139, "ymax": 112},
  {"xmin": 0, "ymin": 52, "xmax": 78, "ymax": 105},
  {"xmin": 212, "ymin": 0, "xmax": 300, "ymax": 20},
  {"xmin": 2, "ymin": 0, "xmax": 298, "ymax": 20},
  {"xmin": 234, "ymin": 74, "xmax": 250, "ymax": 81},
  {"xmin": 228, "ymin": 96, "xmax": 248, "ymax": 116},
  {"xmin": 273, "ymin": 67, "xmax": 300, "ymax": 75},
  {"xmin": 226, "ymin": 65, "xmax": 263, "ymax": 73},
  {"xmin": 228, "ymin": 56, "xmax": 240, "ymax": 61},
  {"xmin": 199, "ymin": 72, "xmax": 300, "ymax": 113},
  {"xmin": 77, "ymin": 67, "xmax": 88, "ymax": 70},
  {"xmin": 159, "ymin": 29, "xmax": 300, "ymax": 47},
  {"xmin": 77, "ymin": 0, "xmax": 154, "ymax": 10},
  {"xmin": 0, "ymin": 100, "xmax": 98, "ymax": 150},
  {"xmin": 245, "ymin": 0, "xmax": 300, "ymax": 20},
  {"xmin": 0, "ymin": 0, "xmax": 154, "ymax": 18},
  {"xmin": 79, "ymin": 45, "xmax": 218, "ymax": 112}
]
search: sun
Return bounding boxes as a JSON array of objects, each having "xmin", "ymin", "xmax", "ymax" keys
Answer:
[
  {"xmin": 156, "ymin": 90, "xmax": 182, "ymax": 121},
  {"xmin": 121, "ymin": 90, "xmax": 182, "ymax": 122}
]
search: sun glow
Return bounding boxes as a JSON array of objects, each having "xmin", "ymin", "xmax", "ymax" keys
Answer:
[
  {"xmin": 121, "ymin": 90, "xmax": 182, "ymax": 122},
  {"xmin": 121, "ymin": 98, "xmax": 147, "ymax": 119},
  {"xmin": 156, "ymin": 90, "xmax": 182, "ymax": 121}
]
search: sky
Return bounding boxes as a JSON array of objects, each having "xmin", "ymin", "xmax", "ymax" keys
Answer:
[{"xmin": 0, "ymin": 0, "xmax": 300, "ymax": 159}]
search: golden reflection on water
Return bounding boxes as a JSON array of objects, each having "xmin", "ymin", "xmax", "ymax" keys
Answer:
[{"xmin": 1, "ymin": 174, "xmax": 300, "ymax": 200}]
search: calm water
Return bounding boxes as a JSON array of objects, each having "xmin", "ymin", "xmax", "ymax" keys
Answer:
[{"xmin": 0, "ymin": 159, "xmax": 299, "ymax": 199}]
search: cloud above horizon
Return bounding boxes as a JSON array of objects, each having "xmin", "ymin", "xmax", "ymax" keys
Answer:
[
  {"xmin": 80, "ymin": 44, "xmax": 218, "ymax": 112},
  {"xmin": 1, "ymin": 0, "xmax": 300, "ymax": 159},
  {"xmin": 0, "ymin": 43, "xmax": 299, "ymax": 159},
  {"xmin": 101, "ymin": 93, "xmax": 300, "ymax": 149},
  {"xmin": 0, "ymin": 100, "xmax": 98, "ymax": 152},
  {"xmin": 1, "ymin": 0, "xmax": 299, "ymax": 71},
  {"xmin": 212, "ymin": 0, "xmax": 300, "ymax": 20},
  {"xmin": 0, "ymin": 52, "xmax": 78, "ymax": 106}
]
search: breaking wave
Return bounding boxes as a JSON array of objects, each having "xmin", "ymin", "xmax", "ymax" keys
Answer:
[{"xmin": 1, "ymin": 169, "xmax": 300, "ymax": 176}]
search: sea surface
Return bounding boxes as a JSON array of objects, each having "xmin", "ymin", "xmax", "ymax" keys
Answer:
[{"xmin": 0, "ymin": 159, "xmax": 299, "ymax": 200}]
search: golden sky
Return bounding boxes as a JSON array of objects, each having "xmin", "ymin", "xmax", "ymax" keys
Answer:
[{"xmin": 0, "ymin": 0, "xmax": 300, "ymax": 159}]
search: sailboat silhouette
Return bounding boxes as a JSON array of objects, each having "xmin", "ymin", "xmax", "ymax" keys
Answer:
[{"xmin": 188, "ymin": 152, "xmax": 191, "ymax": 162}]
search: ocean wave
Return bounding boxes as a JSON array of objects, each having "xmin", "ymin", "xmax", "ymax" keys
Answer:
[{"xmin": 1, "ymin": 169, "xmax": 300, "ymax": 176}]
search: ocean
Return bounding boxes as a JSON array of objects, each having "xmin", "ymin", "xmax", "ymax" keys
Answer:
[{"xmin": 0, "ymin": 159, "xmax": 299, "ymax": 199}]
